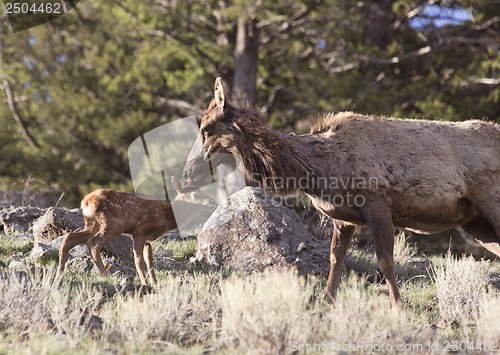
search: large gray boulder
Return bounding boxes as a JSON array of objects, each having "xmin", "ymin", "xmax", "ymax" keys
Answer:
[
  {"xmin": 33, "ymin": 207, "xmax": 83, "ymax": 243},
  {"xmin": 194, "ymin": 187, "xmax": 330, "ymax": 275}
]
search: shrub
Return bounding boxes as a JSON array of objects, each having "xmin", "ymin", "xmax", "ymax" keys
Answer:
[
  {"xmin": 102, "ymin": 272, "xmax": 220, "ymax": 346},
  {"xmin": 220, "ymin": 269, "xmax": 313, "ymax": 354},
  {"xmin": 476, "ymin": 296, "xmax": 500, "ymax": 347},
  {"xmin": 0, "ymin": 268, "xmax": 101, "ymax": 346},
  {"xmin": 432, "ymin": 252, "xmax": 490, "ymax": 325},
  {"xmin": 314, "ymin": 274, "xmax": 433, "ymax": 353},
  {"xmin": 393, "ymin": 232, "xmax": 417, "ymax": 264}
]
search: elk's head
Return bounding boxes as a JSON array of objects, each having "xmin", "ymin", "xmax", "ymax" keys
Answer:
[{"xmin": 183, "ymin": 78, "xmax": 246, "ymax": 186}]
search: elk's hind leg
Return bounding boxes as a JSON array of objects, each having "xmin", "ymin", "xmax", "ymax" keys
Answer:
[
  {"xmin": 467, "ymin": 193, "xmax": 500, "ymax": 257},
  {"xmin": 361, "ymin": 198, "xmax": 402, "ymax": 307},
  {"xmin": 462, "ymin": 215, "xmax": 500, "ymax": 258},
  {"xmin": 326, "ymin": 220, "xmax": 355, "ymax": 302},
  {"xmin": 58, "ymin": 226, "xmax": 97, "ymax": 273}
]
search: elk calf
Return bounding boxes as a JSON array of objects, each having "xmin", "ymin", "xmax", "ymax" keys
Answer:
[{"xmin": 58, "ymin": 177, "xmax": 216, "ymax": 285}]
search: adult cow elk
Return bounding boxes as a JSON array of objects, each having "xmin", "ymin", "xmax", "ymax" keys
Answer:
[{"xmin": 183, "ymin": 77, "xmax": 500, "ymax": 307}]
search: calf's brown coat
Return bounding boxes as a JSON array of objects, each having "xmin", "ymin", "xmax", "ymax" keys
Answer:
[{"xmin": 58, "ymin": 177, "xmax": 215, "ymax": 285}]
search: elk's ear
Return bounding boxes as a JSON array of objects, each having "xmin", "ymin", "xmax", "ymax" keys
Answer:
[
  {"xmin": 214, "ymin": 77, "xmax": 225, "ymax": 110},
  {"xmin": 171, "ymin": 176, "xmax": 183, "ymax": 194}
]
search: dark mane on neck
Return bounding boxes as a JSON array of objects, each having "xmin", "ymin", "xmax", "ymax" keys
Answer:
[
  {"xmin": 226, "ymin": 107, "xmax": 307, "ymax": 194},
  {"xmin": 231, "ymin": 104, "xmax": 267, "ymax": 126}
]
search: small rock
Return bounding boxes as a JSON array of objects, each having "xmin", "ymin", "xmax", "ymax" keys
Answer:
[
  {"xmin": 29, "ymin": 242, "xmax": 58, "ymax": 263},
  {"xmin": 106, "ymin": 262, "xmax": 136, "ymax": 279},
  {"xmin": 8, "ymin": 258, "xmax": 33, "ymax": 272},
  {"xmin": 0, "ymin": 206, "xmax": 44, "ymax": 236},
  {"xmin": 119, "ymin": 283, "xmax": 153, "ymax": 297},
  {"xmin": 64, "ymin": 255, "xmax": 95, "ymax": 274},
  {"xmin": 78, "ymin": 307, "xmax": 104, "ymax": 332},
  {"xmin": 104, "ymin": 236, "xmax": 134, "ymax": 264},
  {"xmin": 41, "ymin": 316, "xmax": 56, "ymax": 333},
  {"xmin": 119, "ymin": 277, "xmax": 135, "ymax": 287},
  {"xmin": 95, "ymin": 284, "xmax": 120, "ymax": 298},
  {"xmin": 87, "ymin": 315, "xmax": 104, "ymax": 332},
  {"xmin": 159, "ymin": 232, "xmax": 197, "ymax": 242}
]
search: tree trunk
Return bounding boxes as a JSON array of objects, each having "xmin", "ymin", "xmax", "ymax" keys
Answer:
[
  {"xmin": 233, "ymin": 16, "xmax": 259, "ymax": 106},
  {"xmin": 363, "ymin": 0, "xmax": 394, "ymax": 49}
]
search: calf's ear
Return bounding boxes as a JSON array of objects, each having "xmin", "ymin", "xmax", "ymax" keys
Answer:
[{"xmin": 214, "ymin": 77, "xmax": 225, "ymax": 110}]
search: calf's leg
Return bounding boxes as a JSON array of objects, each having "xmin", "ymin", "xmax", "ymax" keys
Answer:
[
  {"xmin": 58, "ymin": 228, "xmax": 95, "ymax": 273},
  {"xmin": 132, "ymin": 235, "xmax": 149, "ymax": 285},
  {"xmin": 144, "ymin": 242, "xmax": 157, "ymax": 285},
  {"xmin": 87, "ymin": 228, "xmax": 120, "ymax": 274}
]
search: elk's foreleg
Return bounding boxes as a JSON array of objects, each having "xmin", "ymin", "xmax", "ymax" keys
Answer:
[
  {"xmin": 132, "ymin": 235, "xmax": 149, "ymax": 285},
  {"xmin": 87, "ymin": 228, "xmax": 120, "ymax": 274},
  {"xmin": 326, "ymin": 221, "xmax": 355, "ymax": 302},
  {"xmin": 144, "ymin": 242, "xmax": 157, "ymax": 285}
]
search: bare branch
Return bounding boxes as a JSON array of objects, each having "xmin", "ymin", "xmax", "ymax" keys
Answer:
[
  {"xmin": 460, "ymin": 78, "xmax": 500, "ymax": 86},
  {"xmin": 354, "ymin": 46, "xmax": 432, "ymax": 65},
  {"xmin": 156, "ymin": 97, "xmax": 205, "ymax": 116},
  {"xmin": 0, "ymin": 18, "xmax": 39, "ymax": 150},
  {"xmin": 196, "ymin": 14, "xmax": 219, "ymax": 32},
  {"xmin": 1, "ymin": 78, "xmax": 40, "ymax": 150},
  {"xmin": 256, "ymin": 15, "xmax": 286, "ymax": 29},
  {"xmin": 260, "ymin": 84, "xmax": 283, "ymax": 114},
  {"xmin": 472, "ymin": 16, "xmax": 500, "ymax": 30},
  {"xmin": 406, "ymin": 0, "xmax": 439, "ymax": 19}
]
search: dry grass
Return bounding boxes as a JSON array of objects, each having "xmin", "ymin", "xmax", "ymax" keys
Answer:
[
  {"xmin": 0, "ymin": 235, "xmax": 499, "ymax": 354},
  {"xmin": 219, "ymin": 269, "xmax": 441, "ymax": 354},
  {"xmin": 393, "ymin": 232, "xmax": 417, "ymax": 264},
  {"xmin": 0, "ymin": 268, "xmax": 102, "ymax": 347},
  {"xmin": 315, "ymin": 274, "xmax": 437, "ymax": 354},
  {"xmin": 476, "ymin": 297, "xmax": 500, "ymax": 346},
  {"xmin": 102, "ymin": 272, "xmax": 220, "ymax": 346},
  {"xmin": 431, "ymin": 252, "xmax": 491, "ymax": 326},
  {"xmin": 220, "ymin": 269, "xmax": 314, "ymax": 353}
]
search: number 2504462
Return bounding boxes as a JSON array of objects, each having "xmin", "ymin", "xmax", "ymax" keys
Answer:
[{"xmin": 5, "ymin": 2, "xmax": 61, "ymax": 14}]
